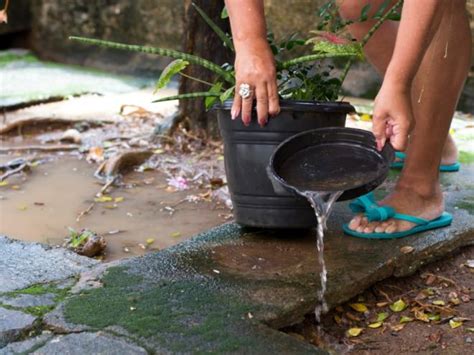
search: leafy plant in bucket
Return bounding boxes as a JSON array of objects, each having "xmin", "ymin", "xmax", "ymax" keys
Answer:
[{"xmin": 69, "ymin": 1, "xmax": 402, "ymax": 107}]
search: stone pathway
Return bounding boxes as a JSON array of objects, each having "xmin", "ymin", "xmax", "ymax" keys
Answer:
[{"xmin": 0, "ymin": 164, "xmax": 473, "ymax": 353}]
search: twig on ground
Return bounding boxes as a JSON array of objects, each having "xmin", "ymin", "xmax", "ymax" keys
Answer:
[
  {"xmin": 0, "ymin": 163, "xmax": 28, "ymax": 181},
  {"xmin": 76, "ymin": 202, "xmax": 95, "ymax": 222}
]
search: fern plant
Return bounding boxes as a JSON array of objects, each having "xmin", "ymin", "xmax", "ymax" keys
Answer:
[{"xmin": 69, "ymin": 1, "xmax": 401, "ymax": 108}]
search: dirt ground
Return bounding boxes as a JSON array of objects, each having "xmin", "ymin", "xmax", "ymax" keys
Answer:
[{"xmin": 285, "ymin": 245, "xmax": 474, "ymax": 354}]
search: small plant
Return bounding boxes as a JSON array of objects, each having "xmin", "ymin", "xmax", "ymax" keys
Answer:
[{"xmin": 70, "ymin": 1, "xmax": 402, "ymax": 107}]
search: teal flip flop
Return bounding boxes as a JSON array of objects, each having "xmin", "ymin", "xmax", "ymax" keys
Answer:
[
  {"xmin": 342, "ymin": 192, "xmax": 453, "ymax": 239},
  {"xmin": 391, "ymin": 152, "xmax": 460, "ymax": 172}
]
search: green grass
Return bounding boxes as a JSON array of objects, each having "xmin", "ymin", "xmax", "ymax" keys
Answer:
[{"xmin": 458, "ymin": 151, "xmax": 474, "ymax": 164}]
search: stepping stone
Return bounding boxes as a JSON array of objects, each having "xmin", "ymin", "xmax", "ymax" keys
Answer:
[
  {"xmin": 0, "ymin": 294, "xmax": 56, "ymax": 308},
  {"xmin": 31, "ymin": 333, "xmax": 147, "ymax": 355},
  {"xmin": 0, "ymin": 333, "xmax": 52, "ymax": 355},
  {"xmin": 0, "ymin": 237, "xmax": 98, "ymax": 293},
  {"xmin": 0, "ymin": 308, "xmax": 37, "ymax": 347}
]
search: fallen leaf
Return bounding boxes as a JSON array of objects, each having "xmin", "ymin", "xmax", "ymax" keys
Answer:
[
  {"xmin": 17, "ymin": 204, "xmax": 28, "ymax": 211},
  {"xmin": 0, "ymin": 181, "xmax": 9, "ymax": 187},
  {"xmin": 11, "ymin": 185, "xmax": 20, "ymax": 190},
  {"xmin": 466, "ymin": 260, "xmax": 474, "ymax": 268},
  {"xmin": 114, "ymin": 197, "xmax": 124, "ymax": 203},
  {"xmin": 449, "ymin": 319, "xmax": 463, "ymax": 329},
  {"xmin": 390, "ymin": 299, "xmax": 407, "ymax": 312},
  {"xmin": 400, "ymin": 246, "xmax": 414, "ymax": 254},
  {"xmin": 360, "ymin": 114, "xmax": 372, "ymax": 122},
  {"xmin": 217, "ymin": 155, "xmax": 224, "ymax": 161},
  {"xmin": 432, "ymin": 300, "xmax": 446, "ymax": 306},
  {"xmin": 376, "ymin": 301, "xmax": 389, "ymax": 307},
  {"xmin": 138, "ymin": 243, "xmax": 146, "ymax": 250},
  {"xmin": 400, "ymin": 316, "xmax": 414, "ymax": 323},
  {"xmin": 87, "ymin": 146, "xmax": 104, "ymax": 163},
  {"xmin": 350, "ymin": 303, "xmax": 369, "ymax": 313},
  {"xmin": 346, "ymin": 328, "xmax": 363, "ymax": 337},
  {"xmin": 466, "ymin": 327, "xmax": 474, "ymax": 333},
  {"xmin": 146, "ymin": 238, "xmax": 155, "ymax": 245},
  {"xmin": 171, "ymin": 232, "xmax": 181, "ymax": 238},
  {"xmin": 425, "ymin": 274, "xmax": 437, "ymax": 285},
  {"xmin": 212, "ymin": 269, "xmax": 220, "ymax": 274},
  {"xmin": 391, "ymin": 324, "xmax": 405, "ymax": 332},
  {"xmin": 154, "ymin": 149, "xmax": 165, "ymax": 154},
  {"xmin": 95, "ymin": 196, "xmax": 113, "ymax": 203},
  {"xmin": 450, "ymin": 298, "xmax": 461, "ymax": 305},
  {"xmin": 428, "ymin": 313, "xmax": 441, "ymax": 322},
  {"xmin": 376, "ymin": 312, "xmax": 389, "ymax": 322},
  {"xmin": 103, "ymin": 204, "xmax": 117, "ymax": 209},
  {"xmin": 334, "ymin": 315, "xmax": 343, "ymax": 325},
  {"xmin": 428, "ymin": 331, "xmax": 442, "ymax": 343},
  {"xmin": 368, "ymin": 322, "xmax": 383, "ymax": 329},
  {"xmin": 346, "ymin": 312, "xmax": 362, "ymax": 322},
  {"xmin": 414, "ymin": 310, "xmax": 430, "ymax": 323}
]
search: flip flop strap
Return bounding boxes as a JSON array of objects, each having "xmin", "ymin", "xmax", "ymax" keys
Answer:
[
  {"xmin": 350, "ymin": 193, "xmax": 430, "ymax": 225},
  {"xmin": 395, "ymin": 151, "xmax": 406, "ymax": 160},
  {"xmin": 349, "ymin": 192, "xmax": 376, "ymax": 213}
]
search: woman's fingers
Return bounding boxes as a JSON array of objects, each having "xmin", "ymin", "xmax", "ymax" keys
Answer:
[
  {"xmin": 240, "ymin": 83, "xmax": 254, "ymax": 126},
  {"xmin": 372, "ymin": 111, "xmax": 388, "ymax": 151},
  {"xmin": 267, "ymin": 80, "xmax": 280, "ymax": 117},
  {"xmin": 231, "ymin": 89, "xmax": 242, "ymax": 121},
  {"xmin": 256, "ymin": 84, "xmax": 269, "ymax": 127}
]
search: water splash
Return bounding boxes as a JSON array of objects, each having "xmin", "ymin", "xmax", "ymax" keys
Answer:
[{"xmin": 300, "ymin": 190, "xmax": 343, "ymax": 323}]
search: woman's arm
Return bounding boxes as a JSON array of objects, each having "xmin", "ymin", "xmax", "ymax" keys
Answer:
[
  {"xmin": 373, "ymin": 0, "xmax": 444, "ymax": 151},
  {"xmin": 225, "ymin": 0, "xmax": 280, "ymax": 126}
]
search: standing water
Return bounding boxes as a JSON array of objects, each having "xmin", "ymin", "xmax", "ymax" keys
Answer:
[{"xmin": 300, "ymin": 190, "xmax": 343, "ymax": 322}]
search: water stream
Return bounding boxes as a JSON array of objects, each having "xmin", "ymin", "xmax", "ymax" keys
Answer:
[{"xmin": 299, "ymin": 189, "xmax": 343, "ymax": 323}]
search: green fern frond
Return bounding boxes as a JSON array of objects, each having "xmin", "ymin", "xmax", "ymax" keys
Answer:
[
  {"xmin": 278, "ymin": 52, "xmax": 359, "ymax": 70},
  {"xmin": 152, "ymin": 92, "xmax": 221, "ymax": 103},
  {"xmin": 69, "ymin": 36, "xmax": 235, "ymax": 84}
]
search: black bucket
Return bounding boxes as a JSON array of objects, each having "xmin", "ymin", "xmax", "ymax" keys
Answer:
[
  {"xmin": 268, "ymin": 127, "xmax": 395, "ymax": 201},
  {"xmin": 215, "ymin": 99, "xmax": 354, "ymax": 228}
]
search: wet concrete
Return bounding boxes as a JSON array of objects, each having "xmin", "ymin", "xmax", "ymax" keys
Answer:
[
  {"xmin": 28, "ymin": 164, "xmax": 473, "ymax": 353},
  {"xmin": 1, "ymin": 164, "xmax": 474, "ymax": 353}
]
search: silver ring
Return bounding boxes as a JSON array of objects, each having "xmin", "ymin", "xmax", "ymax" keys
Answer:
[{"xmin": 238, "ymin": 83, "xmax": 252, "ymax": 99}]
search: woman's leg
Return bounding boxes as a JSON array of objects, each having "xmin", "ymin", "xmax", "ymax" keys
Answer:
[{"xmin": 339, "ymin": 0, "xmax": 471, "ymax": 234}]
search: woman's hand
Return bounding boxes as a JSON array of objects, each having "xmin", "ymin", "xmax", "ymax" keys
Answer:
[
  {"xmin": 372, "ymin": 81, "xmax": 414, "ymax": 151},
  {"xmin": 232, "ymin": 39, "xmax": 280, "ymax": 127}
]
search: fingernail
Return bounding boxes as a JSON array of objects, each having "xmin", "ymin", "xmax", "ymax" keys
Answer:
[{"xmin": 231, "ymin": 108, "xmax": 237, "ymax": 120}]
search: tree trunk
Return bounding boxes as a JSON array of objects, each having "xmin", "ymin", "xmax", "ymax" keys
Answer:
[{"xmin": 179, "ymin": 0, "xmax": 233, "ymax": 137}]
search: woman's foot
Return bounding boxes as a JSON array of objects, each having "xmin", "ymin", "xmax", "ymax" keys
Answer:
[
  {"xmin": 394, "ymin": 134, "xmax": 458, "ymax": 166},
  {"xmin": 347, "ymin": 184, "xmax": 444, "ymax": 234},
  {"xmin": 440, "ymin": 134, "xmax": 458, "ymax": 166}
]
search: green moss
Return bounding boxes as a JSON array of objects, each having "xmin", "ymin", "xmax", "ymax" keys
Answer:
[
  {"xmin": 0, "ymin": 53, "xmax": 38, "ymax": 66},
  {"xmin": 459, "ymin": 151, "xmax": 474, "ymax": 164},
  {"xmin": 63, "ymin": 267, "xmax": 274, "ymax": 353},
  {"xmin": 456, "ymin": 197, "xmax": 474, "ymax": 214},
  {"xmin": 6, "ymin": 284, "xmax": 56, "ymax": 296},
  {"xmin": 23, "ymin": 305, "xmax": 55, "ymax": 317}
]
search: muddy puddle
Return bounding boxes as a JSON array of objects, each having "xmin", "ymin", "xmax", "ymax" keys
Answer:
[{"xmin": 0, "ymin": 154, "xmax": 227, "ymax": 261}]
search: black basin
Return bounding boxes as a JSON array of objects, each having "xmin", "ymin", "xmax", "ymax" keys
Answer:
[
  {"xmin": 215, "ymin": 99, "xmax": 354, "ymax": 229},
  {"xmin": 268, "ymin": 127, "xmax": 395, "ymax": 201}
]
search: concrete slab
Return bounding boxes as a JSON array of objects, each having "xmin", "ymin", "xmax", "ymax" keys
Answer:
[
  {"xmin": 0, "ymin": 51, "xmax": 146, "ymax": 109},
  {"xmin": 0, "ymin": 237, "xmax": 98, "ymax": 293},
  {"xmin": 0, "ymin": 308, "xmax": 36, "ymax": 347},
  {"xmin": 42, "ymin": 165, "xmax": 473, "ymax": 353}
]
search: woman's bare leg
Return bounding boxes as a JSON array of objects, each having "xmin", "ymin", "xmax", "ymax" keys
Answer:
[{"xmin": 339, "ymin": 0, "xmax": 471, "ymax": 234}]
